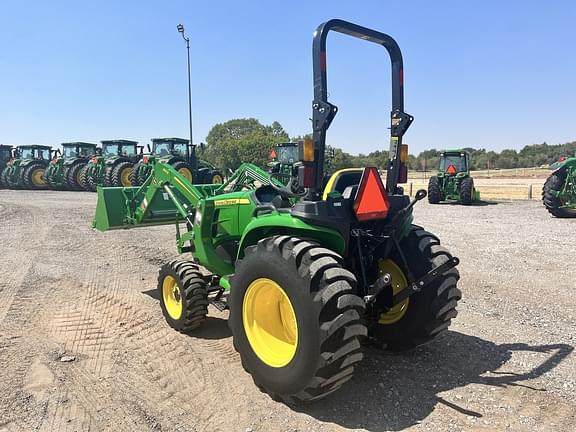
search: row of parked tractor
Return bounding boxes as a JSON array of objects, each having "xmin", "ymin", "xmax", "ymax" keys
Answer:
[{"xmin": 0, "ymin": 138, "xmax": 224, "ymax": 192}]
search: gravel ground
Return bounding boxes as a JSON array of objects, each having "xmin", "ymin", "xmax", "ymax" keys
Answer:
[{"xmin": 0, "ymin": 190, "xmax": 574, "ymax": 432}]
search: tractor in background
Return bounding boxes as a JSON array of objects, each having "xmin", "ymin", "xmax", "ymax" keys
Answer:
[
  {"xmin": 0, "ymin": 145, "xmax": 55, "ymax": 190},
  {"xmin": 93, "ymin": 20, "xmax": 461, "ymax": 402},
  {"xmin": 131, "ymin": 137, "xmax": 223, "ymax": 186},
  {"xmin": 427, "ymin": 150, "xmax": 479, "ymax": 205},
  {"xmin": 542, "ymin": 154, "xmax": 576, "ymax": 217},
  {"xmin": 45, "ymin": 142, "xmax": 98, "ymax": 190},
  {"xmin": 0, "ymin": 145, "xmax": 14, "ymax": 188},
  {"xmin": 80, "ymin": 140, "xmax": 142, "ymax": 191},
  {"xmin": 269, "ymin": 142, "xmax": 359, "ymax": 197}
]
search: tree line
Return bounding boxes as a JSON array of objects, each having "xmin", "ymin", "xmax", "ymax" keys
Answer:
[{"xmin": 200, "ymin": 118, "xmax": 575, "ymax": 172}]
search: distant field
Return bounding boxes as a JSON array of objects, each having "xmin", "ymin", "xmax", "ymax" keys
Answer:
[{"xmin": 395, "ymin": 167, "xmax": 550, "ymax": 200}]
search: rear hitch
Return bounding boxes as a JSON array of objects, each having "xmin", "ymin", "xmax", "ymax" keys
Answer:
[
  {"xmin": 363, "ymin": 273, "xmax": 391, "ymax": 306},
  {"xmin": 391, "ymin": 256, "xmax": 459, "ymax": 306}
]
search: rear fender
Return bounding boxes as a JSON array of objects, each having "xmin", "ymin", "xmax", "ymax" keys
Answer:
[
  {"xmin": 237, "ymin": 213, "xmax": 346, "ymax": 260},
  {"xmin": 553, "ymin": 157, "xmax": 576, "ymax": 174}
]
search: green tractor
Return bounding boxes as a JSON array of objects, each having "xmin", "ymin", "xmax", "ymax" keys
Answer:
[
  {"xmin": 542, "ymin": 154, "xmax": 576, "ymax": 218},
  {"xmin": 0, "ymin": 145, "xmax": 14, "ymax": 189},
  {"xmin": 80, "ymin": 140, "xmax": 142, "ymax": 191},
  {"xmin": 269, "ymin": 142, "xmax": 360, "ymax": 197},
  {"xmin": 268, "ymin": 142, "xmax": 300, "ymax": 176},
  {"xmin": 93, "ymin": 20, "xmax": 461, "ymax": 402},
  {"xmin": 131, "ymin": 137, "xmax": 223, "ymax": 186},
  {"xmin": 427, "ymin": 150, "xmax": 479, "ymax": 205},
  {"xmin": 45, "ymin": 142, "xmax": 98, "ymax": 190},
  {"xmin": 0, "ymin": 145, "xmax": 54, "ymax": 190}
]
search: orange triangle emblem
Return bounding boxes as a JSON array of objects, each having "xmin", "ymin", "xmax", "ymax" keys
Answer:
[
  {"xmin": 446, "ymin": 164, "xmax": 457, "ymax": 175},
  {"xmin": 270, "ymin": 149, "xmax": 277, "ymax": 159},
  {"xmin": 353, "ymin": 167, "xmax": 390, "ymax": 221}
]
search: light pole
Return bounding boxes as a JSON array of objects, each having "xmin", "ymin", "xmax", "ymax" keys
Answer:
[{"xmin": 177, "ymin": 24, "xmax": 193, "ymax": 146}]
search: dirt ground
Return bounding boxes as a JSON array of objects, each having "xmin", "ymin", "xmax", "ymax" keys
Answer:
[{"xmin": 0, "ymin": 190, "xmax": 574, "ymax": 432}]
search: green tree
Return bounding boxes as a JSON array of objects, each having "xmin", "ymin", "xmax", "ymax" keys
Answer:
[{"xmin": 204, "ymin": 118, "xmax": 289, "ymax": 169}]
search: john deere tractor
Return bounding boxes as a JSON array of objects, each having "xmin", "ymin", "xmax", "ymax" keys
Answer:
[
  {"xmin": 80, "ymin": 140, "xmax": 142, "ymax": 191},
  {"xmin": 0, "ymin": 145, "xmax": 14, "ymax": 188},
  {"xmin": 45, "ymin": 142, "xmax": 98, "ymax": 190},
  {"xmin": 269, "ymin": 142, "xmax": 300, "ymax": 176},
  {"xmin": 131, "ymin": 137, "xmax": 223, "ymax": 186},
  {"xmin": 270, "ymin": 142, "xmax": 360, "ymax": 196},
  {"xmin": 542, "ymin": 154, "xmax": 576, "ymax": 218},
  {"xmin": 1, "ymin": 145, "xmax": 54, "ymax": 190},
  {"xmin": 93, "ymin": 20, "xmax": 461, "ymax": 402},
  {"xmin": 427, "ymin": 150, "xmax": 479, "ymax": 205}
]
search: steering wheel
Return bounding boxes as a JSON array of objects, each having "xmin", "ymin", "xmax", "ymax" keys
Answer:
[{"xmin": 269, "ymin": 172, "xmax": 307, "ymax": 198}]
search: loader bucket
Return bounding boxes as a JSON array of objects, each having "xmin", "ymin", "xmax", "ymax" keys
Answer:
[{"xmin": 93, "ymin": 186, "xmax": 134, "ymax": 231}]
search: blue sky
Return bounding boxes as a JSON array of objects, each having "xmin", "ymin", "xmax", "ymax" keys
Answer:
[{"xmin": 0, "ymin": 1, "xmax": 574, "ymax": 155}]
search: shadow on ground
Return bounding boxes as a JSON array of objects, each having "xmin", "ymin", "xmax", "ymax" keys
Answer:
[{"xmin": 295, "ymin": 331, "xmax": 572, "ymax": 431}]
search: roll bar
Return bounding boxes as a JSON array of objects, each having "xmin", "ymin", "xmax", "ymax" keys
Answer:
[{"xmin": 309, "ymin": 19, "xmax": 413, "ymax": 197}]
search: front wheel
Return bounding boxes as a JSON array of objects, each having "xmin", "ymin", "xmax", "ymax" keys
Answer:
[
  {"xmin": 368, "ymin": 226, "xmax": 461, "ymax": 351},
  {"xmin": 229, "ymin": 236, "xmax": 366, "ymax": 403},
  {"xmin": 171, "ymin": 161, "xmax": 194, "ymax": 183}
]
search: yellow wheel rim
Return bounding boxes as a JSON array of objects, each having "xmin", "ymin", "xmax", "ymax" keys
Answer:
[
  {"xmin": 31, "ymin": 168, "xmax": 46, "ymax": 187},
  {"xmin": 120, "ymin": 167, "xmax": 133, "ymax": 187},
  {"xmin": 242, "ymin": 278, "xmax": 298, "ymax": 368},
  {"xmin": 162, "ymin": 275, "xmax": 183, "ymax": 320},
  {"xmin": 178, "ymin": 167, "xmax": 193, "ymax": 182},
  {"xmin": 212, "ymin": 174, "xmax": 223, "ymax": 184},
  {"xmin": 75, "ymin": 170, "xmax": 82, "ymax": 184},
  {"xmin": 378, "ymin": 259, "xmax": 410, "ymax": 325}
]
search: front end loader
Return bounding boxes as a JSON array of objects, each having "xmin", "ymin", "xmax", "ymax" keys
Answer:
[
  {"xmin": 81, "ymin": 140, "xmax": 142, "ymax": 191},
  {"xmin": 93, "ymin": 20, "xmax": 461, "ymax": 402},
  {"xmin": 427, "ymin": 150, "xmax": 480, "ymax": 205},
  {"xmin": 1, "ymin": 145, "xmax": 54, "ymax": 190},
  {"xmin": 542, "ymin": 155, "xmax": 576, "ymax": 217},
  {"xmin": 45, "ymin": 142, "xmax": 98, "ymax": 190},
  {"xmin": 131, "ymin": 137, "xmax": 223, "ymax": 186}
]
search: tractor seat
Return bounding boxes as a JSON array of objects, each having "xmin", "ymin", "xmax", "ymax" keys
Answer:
[
  {"xmin": 253, "ymin": 185, "xmax": 292, "ymax": 211},
  {"xmin": 323, "ymin": 169, "xmax": 363, "ymax": 199}
]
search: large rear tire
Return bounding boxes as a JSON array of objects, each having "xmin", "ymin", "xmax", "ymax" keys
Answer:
[
  {"xmin": 427, "ymin": 176, "xmax": 442, "ymax": 204},
  {"xmin": 459, "ymin": 177, "xmax": 474, "ymax": 205},
  {"xmin": 78, "ymin": 165, "xmax": 90, "ymax": 190},
  {"xmin": 21, "ymin": 162, "xmax": 48, "ymax": 190},
  {"xmin": 368, "ymin": 226, "xmax": 461, "ymax": 352},
  {"xmin": 158, "ymin": 260, "xmax": 208, "ymax": 332},
  {"xmin": 205, "ymin": 170, "xmax": 224, "ymax": 185},
  {"xmin": 64, "ymin": 162, "xmax": 87, "ymax": 191},
  {"xmin": 110, "ymin": 161, "xmax": 133, "ymax": 187},
  {"xmin": 229, "ymin": 236, "xmax": 366, "ymax": 403},
  {"xmin": 171, "ymin": 161, "xmax": 194, "ymax": 183},
  {"xmin": 0, "ymin": 169, "xmax": 8, "ymax": 188},
  {"xmin": 130, "ymin": 161, "xmax": 151, "ymax": 186},
  {"xmin": 542, "ymin": 169, "xmax": 576, "ymax": 218}
]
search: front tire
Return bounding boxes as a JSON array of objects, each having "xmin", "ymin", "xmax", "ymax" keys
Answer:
[
  {"xmin": 368, "ymin": 226, "xmax": 461, "ymax": 352},
  {"xmin": 542, "ymin": 169, "xmax": 576, "ymax": 218},
  {"xmin": 427, "ymin": 176, "xmax": 442, "ymax": 204},
  {"xmin": 229, "ymin": 236, "xmax": 366, "ymax": 403},
  {"xmin": 158, "ymin": 260, "xmax": 208, "ymax": 332}
]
